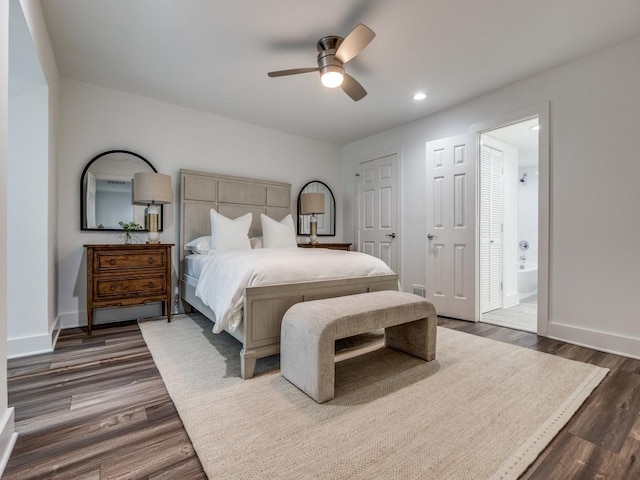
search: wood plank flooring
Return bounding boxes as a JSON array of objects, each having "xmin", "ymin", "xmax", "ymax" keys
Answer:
[
  {"xmin": 4, "ymin": 322, "xmax": 206, "ymax": 480},
  {"xmin": 4, "ymin": 318, "xmax": 640, "ymax": 479}
]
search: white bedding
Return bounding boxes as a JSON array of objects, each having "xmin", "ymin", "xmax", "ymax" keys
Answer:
[{"xmin": 194, "ymin": 248, "xmax": 394, "ymax": 333}]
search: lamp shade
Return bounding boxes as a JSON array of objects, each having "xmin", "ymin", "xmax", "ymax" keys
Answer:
[
  {"xmin": 133, "ymin": 172, "xmax": 172, "ymax": 205},
  {"xmin": 300, "ymin": 192, "xmax": 325, "ymax": 215}
]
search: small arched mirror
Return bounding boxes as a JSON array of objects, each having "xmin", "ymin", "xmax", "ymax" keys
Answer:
[
  {"xmin": 80, "ymin": 150, "xmax": 163, "ymax": 231},
  {"xmin": 297, "ymin": 181, "xmax": 336, "ymax": 236}
]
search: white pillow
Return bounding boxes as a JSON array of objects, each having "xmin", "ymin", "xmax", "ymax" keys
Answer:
[
  {"xmin": 184, "ymin": 236, "xmax": 211, "ymax": 254},
  {"xmin": 261, "ymin": 214, "xmax": 297, "ymax": 248},
  {"xmin": 210, "ymin": 209, "xmax": 252, "ymax": 251},
  {"xmin": 249, "ymin": 236, "xmax": 263, "ymax": 249}
]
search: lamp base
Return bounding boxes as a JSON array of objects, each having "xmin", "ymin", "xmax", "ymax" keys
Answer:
[
  {"xmin": 310, "ymin": 215, "xmax": 318, "ymax": 245},
  {"xmin": 147, "ymin": 207, "xmax": 160, "ymax": 244}
]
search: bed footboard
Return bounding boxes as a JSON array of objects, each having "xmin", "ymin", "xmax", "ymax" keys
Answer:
[{"xmin": 182, "ymin": 273, "xmax": 399, "ymax": 379}]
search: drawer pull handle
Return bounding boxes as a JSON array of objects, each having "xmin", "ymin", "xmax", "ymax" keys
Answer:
[
  {"xmin": 147, "ymin": 257, "xmax": 155, "ymax": 264},
  {"xmin": 147, "ymin": 282, "xmax": 155, "ymax": 288},
  {"xmin": 109, "ymin": 259, "xmax": 116, "ymax": 265},
  {"xmin": 110, "ymin": 285, "xmax": 117, "ymax": 292}
]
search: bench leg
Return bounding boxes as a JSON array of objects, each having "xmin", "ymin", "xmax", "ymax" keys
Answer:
[
  {"xmin": 384, "ymin": 315, "xmax": 437, "ymax": 361},
  {"xmin": 281, "ymin": 324, "xmax": 335, "ymax": 403}
]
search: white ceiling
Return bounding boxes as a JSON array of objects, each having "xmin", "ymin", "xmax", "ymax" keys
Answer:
[{"xmin": 40, "ymin": 0, "xmax": 640, "ymax": 145}]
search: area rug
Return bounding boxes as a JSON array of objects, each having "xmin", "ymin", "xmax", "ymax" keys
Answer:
[{"xmin": 139, "ymin": 314, "xmax": 608, "ymax": 480}]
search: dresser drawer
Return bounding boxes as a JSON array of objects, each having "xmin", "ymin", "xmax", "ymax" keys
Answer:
[
  {"xmin": 94, "ymin": 273, "xmax": 167, "ymax": 300},
  {"xmin": 94, "ymin": 249, "xmax": 167, "ymax": 273}
]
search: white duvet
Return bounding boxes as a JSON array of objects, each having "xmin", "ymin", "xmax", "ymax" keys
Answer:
[{"xmin": 194, "ymin": 247, "xmax": 394, "ymax": 333}]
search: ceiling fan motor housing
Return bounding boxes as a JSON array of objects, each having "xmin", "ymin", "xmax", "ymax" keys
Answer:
[{"xmin": 317, "ymin": 36, "xmax": 345, "ymax": 79}]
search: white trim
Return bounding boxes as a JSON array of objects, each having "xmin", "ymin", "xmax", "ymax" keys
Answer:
[
  {"xmin": 59, "ymin": 310, "xmax": 82, "ymax": 329},
  {"xmin": 50, "ymin": 314, "xmax": 61, "ymax": 350},
  {"xmin": 548, "ymin": 322, "xmax": 640, "ymax": 360},
  {"xmin": 503, "ymin": 293, "xmax": 519, "ymax": 309},
  {"xmin": 0, "ymin": 408, "xmax": 17, "ymax": 478},
  {"xmin": 470, "ymin": 102, "xmax": 550, "ymax": 335},
  {"xmin": 7, "ymin": 332, "xmax": 52, "ymax": 358},
  {"xmin": 7, "ymin": 315, "xmax": 60, "ymax": 358}
]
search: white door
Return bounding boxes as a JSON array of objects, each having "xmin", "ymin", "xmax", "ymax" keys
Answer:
[
  {"xmin": 357, "ymin": 154, "xmax": 399, "ymax": 272},
  {"xmin": 425, "ymin": 135, "xmax": 476, "ymax": 321},
  {"xmin": 480, "ymin": 145, "xmax": 503, "ymax": 313}
]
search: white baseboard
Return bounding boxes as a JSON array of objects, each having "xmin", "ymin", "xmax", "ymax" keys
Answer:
[
  {"xmin": 548, "ymin": 322, "xmax": 640, "ymax": 360},
  {"xmin": 0, "ymin": 408, "xmax": 17, "ymax": 478},
  {"xmin": 503, "ymin": 293, "xmax": 519, "ymax": 309},
  {"xmin": 60, "ymin": 305, "xmax": 164, "ymax": 329},
  {"xmin": 50, "ymin": 315, "xmax": 61, "ymax": 351},
  {"xmin": 7, "ymin": 332, "xmax": 53, "ymax": 359},
  {"xmin": 59, "ymin": 310, "xmax": 81, "ymax": 329}
]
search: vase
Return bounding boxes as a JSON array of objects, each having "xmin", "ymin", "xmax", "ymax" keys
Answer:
[{"xmin": 124, "ymin": 233, "xmax": 132, "ymax": 244}]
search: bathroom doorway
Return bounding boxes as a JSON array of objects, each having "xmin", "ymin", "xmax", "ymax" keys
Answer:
[{"xmin": 479, "ymin": 118, "xmax": 539, "ymax": 333}]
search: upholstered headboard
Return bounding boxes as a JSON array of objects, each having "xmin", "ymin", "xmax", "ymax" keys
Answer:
[{"xmin": 179, "ymin": 169, "xmax": 292, "ymax": 262}]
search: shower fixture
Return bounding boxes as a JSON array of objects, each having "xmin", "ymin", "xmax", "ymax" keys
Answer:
[{"xmin": 520, "ymin": 172, "xmax": 528, "ymax": 183}]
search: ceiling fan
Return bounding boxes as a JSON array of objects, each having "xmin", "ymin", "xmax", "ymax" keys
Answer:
[{"xmin": 267, "ymin": 24, "xmax": 375, "ymax": 102}]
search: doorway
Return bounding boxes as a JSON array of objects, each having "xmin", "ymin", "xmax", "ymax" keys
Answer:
[
  {"xmin": 479, "ymin": 118, "xmax": 539, "ymax": 333},
  {"xmin": 356, "ymin": 154, "xmax": 400, "ymax": 273}
]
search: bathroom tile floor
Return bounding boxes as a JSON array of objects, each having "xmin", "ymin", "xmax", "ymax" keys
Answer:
[{"xmin": 481, "ymin": 294, "xmax": 537, "ymax": 333}]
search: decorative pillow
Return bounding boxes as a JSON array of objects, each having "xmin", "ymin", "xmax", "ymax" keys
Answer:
[
  {"xmin": 184, "ymin": 236, "xmax": 211, "ymax": 254},
  {"xmin": 249, "ymin": 236, "xmax": 263, "ymax": 249},
  {"xmin": 260, "ymin": 214, "xmax": 297, "ymax": 248},
  {"xmin": 210, "ymin": 209, "xmax": 252, "ymax": 251}
]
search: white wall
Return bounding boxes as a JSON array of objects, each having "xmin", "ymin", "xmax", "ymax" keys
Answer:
[
  {"xmin": 7, "ymin": 0, "xmax": 60, "ymax": 358},
  {"xmin": 343, "ymin": 36, "xmax": 640, "ymax": 358},
  {"xmin": 57, "ymin": 79, "xmax": 343, "ymax": 328},
  {"xmin": 7, "ymin": 86, "xmax": 50, "ymax": 356},
  {"xmin": 0, "ymin": 1, "xmax": 17, "ymax": 474},
  {"xmin": 518, "ymin": 164, "xmax": 539, "ymax": 268}
]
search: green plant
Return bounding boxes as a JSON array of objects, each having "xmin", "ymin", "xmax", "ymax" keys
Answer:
[{"xmin": 119, "ymin": 221, "xmax": 143, "ymax": 242}]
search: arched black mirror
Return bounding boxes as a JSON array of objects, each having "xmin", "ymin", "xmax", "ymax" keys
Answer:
[
  {"xmin": 80, "ymin": 150, "xmax": 163, "ymax": 231},
  {"xmin": 297, "ymin": 181, "xmax": 336, "ymax": 236}
]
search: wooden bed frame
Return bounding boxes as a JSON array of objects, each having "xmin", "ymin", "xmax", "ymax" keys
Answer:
[{"xmin": 179, "ymin": 169, "xmax": 399, "ymax": 379}]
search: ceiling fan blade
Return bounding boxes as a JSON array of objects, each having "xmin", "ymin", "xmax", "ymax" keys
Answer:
[
  {"xmin": 268, "ymin": 67, "xmax": 319, "ymax": 77},
  {"xmin": 335, "ymin": 24, "xmax": 375, "ymax": 64},
  {"xmin": 341, "ymin": 73, "xmax": 367, "ymax": 101}
]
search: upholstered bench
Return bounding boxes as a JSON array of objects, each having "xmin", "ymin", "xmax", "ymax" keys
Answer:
[{"xmin": 280, "ymin": 290, "xmax": 437, "ymax": 403}]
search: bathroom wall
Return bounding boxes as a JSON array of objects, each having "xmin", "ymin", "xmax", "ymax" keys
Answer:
[{"xmin": 518, "ymin": 153, "xmax": 539, "ymax": 267}]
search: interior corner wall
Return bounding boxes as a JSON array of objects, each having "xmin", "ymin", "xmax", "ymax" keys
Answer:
[
  {"xmin": 56, "ymin": 79, "xmax": 343, "ymax": 329},
  {"xmin": 0, "ymin": 0, "xmax": 17, "ymax": 473},
  {"xmin": 7, "ymin": 86, "xmax": 50, "ymax": 356},
  {"xmin": 342, "ymin": 36, "xmax": 640, "ymax": 359},
  {"xmin": 7, "ymin": 0, "xmax": 60, "ymax": 358}
]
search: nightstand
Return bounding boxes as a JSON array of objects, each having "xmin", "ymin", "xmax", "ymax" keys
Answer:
[
  {"xmin": 84, "ymin": 243, "xmax": 173, "ymax": 335},
  {"xmin": 298, "ymin": 243, "xmax": 352, "ymax": 251}
]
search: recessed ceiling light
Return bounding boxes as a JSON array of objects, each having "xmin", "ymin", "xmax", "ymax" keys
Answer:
[
  {"xmin": 530, "ymin": 125, "xmax": 540, "ymax": 131},
  {"xmin": 413, "ymin": 92, "xmax": 427, "ymax": 101}
]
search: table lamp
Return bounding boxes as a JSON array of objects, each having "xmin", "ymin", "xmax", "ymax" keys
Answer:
[
  {"xmin": 133, "ymin": 172, "xmax": 172, "ymax": 243},
  {"xmin": 300, "ymin": 192, "xmax": 325, "ymax": 244}
]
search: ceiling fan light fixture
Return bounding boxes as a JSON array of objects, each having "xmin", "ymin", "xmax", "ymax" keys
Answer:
[{"xmin": 320, "ymin": 65, "xmax": 344, "ymax": 88}]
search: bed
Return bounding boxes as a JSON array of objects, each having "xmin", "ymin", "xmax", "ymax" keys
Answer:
[{"xmin": 179, "ymin": 169, "xmax": 399, "ymax": 379}]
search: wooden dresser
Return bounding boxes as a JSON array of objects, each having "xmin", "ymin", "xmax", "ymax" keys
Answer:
[
  {"xmin": 298, "ymin": 243, "xmax": 352, "ymax": 251},
  {"xmin": 85, "ymin": 243, "xmax": 173, "ymax": 334}
]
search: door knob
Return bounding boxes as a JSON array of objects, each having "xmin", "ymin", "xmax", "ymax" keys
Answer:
[
  {"xmin": 385, "ymin": 233, "xmax": 396, "ymax": 239},
  {"xmin": 427, "ymin": 234, "xmax": 436, "ymax": 240}
]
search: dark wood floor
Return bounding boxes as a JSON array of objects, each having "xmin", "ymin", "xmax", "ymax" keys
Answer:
[{"xmin": 4, "ymin": 318, "xmax": 640, "ymax": 479}]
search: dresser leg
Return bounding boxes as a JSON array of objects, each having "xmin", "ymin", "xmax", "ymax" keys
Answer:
[{"xmin": 87, "ymin": 308, "xmax": 93, "ymax": 336}]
